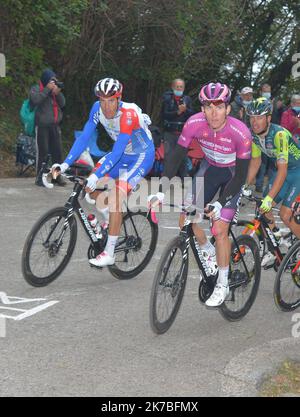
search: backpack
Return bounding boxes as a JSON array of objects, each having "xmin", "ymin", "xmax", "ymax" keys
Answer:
[
  {"xmin": 20, "ymin": 99, "xmax": 36, "ymax": 137},
  {"xmin": 16, "ymin": 133, "xmax": 36, "ymax": 168}
]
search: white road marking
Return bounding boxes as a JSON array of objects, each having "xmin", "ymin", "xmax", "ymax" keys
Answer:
[
  {"xmin": 0, "ymin": 292, "xmax": 46, "ymax": 304},
  {"xmin": 0, "ymin": 292, "xmax": 59, "ymax": 321}
]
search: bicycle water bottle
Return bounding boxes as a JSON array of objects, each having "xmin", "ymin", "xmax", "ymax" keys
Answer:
[{"xmin": 87, "ymin": 214, "xmax": 102, "ymax": 239}]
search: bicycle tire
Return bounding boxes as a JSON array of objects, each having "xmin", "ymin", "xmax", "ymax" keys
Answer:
[
  {"xmin": 150, "ymin": 236, "xmax": 188, "ymax": 334},
  {"xmin": 274, "ymin": 239, "xmax": 300, "ymax": 312},
  {"xmin": 219, "ymin": 234, "xmax": 261, "ymax": 321},
  {"xmin": 22, "ymin": 207, "xmax": 77, "ymax": 287},
  {"xmin": 109, "ymin": 210, "xmax": 158, "ymax": 279}
]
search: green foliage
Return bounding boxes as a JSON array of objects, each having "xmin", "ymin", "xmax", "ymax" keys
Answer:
[{"xmin": 0, "ymin": 0, "xmax": 299, "ymax": 164}]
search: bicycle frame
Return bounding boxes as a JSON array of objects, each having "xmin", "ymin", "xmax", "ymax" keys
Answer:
[
  {"xmin": 240, "ymin": 198, "xmax": 284, "ymax": 267},
  {"xmin": 60, "ymin": 176, "xmax": 157, "ymax": 255},
  {"xmin": 179, "ymin": 215, "xmax": 252, "ymax": 291},
  {"xmin": 62, "ymin": 179, "xmax": 105, "ymax": 253}
]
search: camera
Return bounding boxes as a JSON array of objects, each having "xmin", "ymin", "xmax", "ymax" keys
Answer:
[
  {"xmin": 51, "ymin": 78, "xmax": 64, "ymax": 89},
  {"xmin": 54, "ymin": 80, "xmax": 64, "ymax": 89},
  {"xmin": 179, "ymin": 97, "xmax": 184, "ymax": 105}
]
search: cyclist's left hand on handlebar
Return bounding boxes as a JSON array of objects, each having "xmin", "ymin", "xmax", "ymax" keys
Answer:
[
  {"xmin": 241, "ymin": 184, "xmax": 252, "ymax": 197},
  {"xmin": 85, "ymin": 173, "xmax": 99, "ymax": 193},
  {"xmin": 51, "ymin": 162, "xmax": 69, "ymax": 178},
  {"xmin": 205, "ymin": 201, "xmax": 222, "ymax": 220},
  {"xmin": 260, "ymin": 195, "xmax": 273, "ymax": 213}
]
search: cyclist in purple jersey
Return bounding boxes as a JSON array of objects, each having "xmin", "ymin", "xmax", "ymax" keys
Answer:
[{"xmin": 151, "ymin": 82, "xmax": 252, "ymax": 307}]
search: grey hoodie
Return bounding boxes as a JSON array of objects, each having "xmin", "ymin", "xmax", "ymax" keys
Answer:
[{"xmin": 29, "ymin": 84, "xmax": 65, "ymax": 126}]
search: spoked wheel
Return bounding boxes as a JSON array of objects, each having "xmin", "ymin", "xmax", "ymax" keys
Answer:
[
  {"xmin": 22, "ymin": 207, "xmax": 77, "ymax": 287},
  {"xmin": 274, "ymin": 240, "xmax": 300, "ymax": 312},
  {"xmin": 108, "ymin": 209, "xmax": 158, "ymax": 279},
  {"xmin": 219, "ymin": 235, "xmax": 261, "ymax": 321},
  {"xmin": 150, "ymin": 236, "xmax": 189, "ymax": 334}
]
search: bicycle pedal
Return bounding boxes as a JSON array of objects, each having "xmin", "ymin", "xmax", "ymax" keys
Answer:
[
  {"xmin": 89, "ymin": 263, "xmax": 103, "ymax": 270},
  {"xmin": 263, "ymin": 263, "xmax": 274, "ymax": 270}
]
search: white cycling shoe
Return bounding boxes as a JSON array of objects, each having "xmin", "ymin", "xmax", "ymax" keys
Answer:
[
  {"xmin": 89, "ymin": 251, "xmax": 115, "ymax": 267},
  {"xmin": 205, "ymin": 283, "xmax": 229, "ymax": 307},
  {"xmin": 261, "ymin": 251, "xmax": 276, "ymax": 267}
]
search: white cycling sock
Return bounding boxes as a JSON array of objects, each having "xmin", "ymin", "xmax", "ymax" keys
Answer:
[
  {"xmin": 200, "ymin": 240, "xmax": 215, "ymax": 257},
  {"xmin": 104, "ymin": 235, "xmax": 118, "ymax": 258},
  {"xmin": 218, "ymin": 267, "xmax": 229, "ymax": 287}
]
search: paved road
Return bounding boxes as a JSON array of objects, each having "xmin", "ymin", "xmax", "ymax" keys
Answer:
[{"xmin": 0, "ymin": 177, "xmax": 299, "ymax": 397}]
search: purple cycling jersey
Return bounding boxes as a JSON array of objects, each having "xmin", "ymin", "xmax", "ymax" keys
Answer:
[{"xmin": 178, "ymin": 113, "xmax": 252, "ymax": 167}]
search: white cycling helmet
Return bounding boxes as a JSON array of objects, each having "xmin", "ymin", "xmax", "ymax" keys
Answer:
[{"xmin": 94, "ymin": 78, "xmax": 123, "ymax": 99}]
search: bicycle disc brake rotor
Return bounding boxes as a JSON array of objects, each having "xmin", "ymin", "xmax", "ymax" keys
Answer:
[
  {"xmin": 126, "ymin": 235, "xmax": 142, "ymax": 251},
  {"xmin": 229, "ymin": 270, "xmax": 248, "ymax": 289},
  {"xmin": 48, "ymin": 241, "xmax": 60, "ymax": 257}
]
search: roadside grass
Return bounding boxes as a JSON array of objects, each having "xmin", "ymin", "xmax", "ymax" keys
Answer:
[{"xmin": 260, "ymin": 360, "xmax": 300, "ymax": 397}]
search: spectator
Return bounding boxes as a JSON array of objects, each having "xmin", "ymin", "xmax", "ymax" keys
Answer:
[
  {"xmin": 260, "ymin": 83, "xmax": 285, "ymax": 124},
  {"xmin": 161, "ymin": 78, "xmax": 194, "ymax": 180},
  {"xmin": 29, "ymin": 68, "xmax": 66, "ymax": 186},
  {"xmin": 230, "ymin": 86, "xmax": 253, "ymax": 126},
  {"xmin": 275, "ymin": 98, "xmax": 286, "ymax": 124},
  {"xmin": 281, "ymin": 94, "xmax": 300, "ymax": 135}
]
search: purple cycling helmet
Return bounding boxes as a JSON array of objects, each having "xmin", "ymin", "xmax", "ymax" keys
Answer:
[{"xmin": 199, "ymin": 82, "xmax": 231, "ymax": 104}]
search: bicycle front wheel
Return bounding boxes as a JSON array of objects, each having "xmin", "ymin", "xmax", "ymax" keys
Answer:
[
  {"xmin": 274, "ymin": 240, "xmax": 300, "ymax": 312},
  {"xmin": 109, "ymin": 209, "xmax": 158, "ymax": 280},
  {"xmin": 22, "ymin": 207, "xmax": 77, "ymax": 287},
  {"xmin": 219, "ymin": 234, "xmax": 261, "ymax": 321},
  {"xmin": 150, "ymin": 236, "xmax": 188, "ymax": 334}
]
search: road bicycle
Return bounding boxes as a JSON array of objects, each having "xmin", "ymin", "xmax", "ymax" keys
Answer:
[
  {"xmin": 273, "ymin": 239, "xmax": 300, "ymax": 311},
  {"xmin": 234, "ymin": 195, "xmax": 296, "ymax": 270},
  {"xmin": 22, "ymin": 173, "xmax": 158, "ymax": 287},
  {"xmin": 149, "ymin": 205, "xmax": 261, "ymax": 334},
  {"xmin": 273, "ymin": 204, "xmax": 300, "ymax": 311}
]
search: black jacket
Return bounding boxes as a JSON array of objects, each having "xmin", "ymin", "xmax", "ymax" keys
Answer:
[{"xmin": 161, "ymin": 90, "xmax": 194, "ymax": 132}]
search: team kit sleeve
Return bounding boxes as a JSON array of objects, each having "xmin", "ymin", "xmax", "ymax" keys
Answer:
[
  {"xmin": 64, "ymin": 102, "xmax": 99, "ymax": 166},
  {"xmin": 251, "ymin": 142, "xmax": 262, "ymax": 158},
  {"xmin": 274, "ymin": 130, "xmax": 289, "ymax": 164},
  {"xmin": 218, "ymin": 126, "xmax": 252, "ymax": 206},
  {"xmin": 94, "ymin": 109, "xmax": 137, "ymax": 178}
]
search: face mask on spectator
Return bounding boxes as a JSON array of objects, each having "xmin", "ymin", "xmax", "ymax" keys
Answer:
[
  {"xmin": 262, "ymin": 92, "xmax": 271, "ymax": 99},
  {"xmin": 292, "ymin": 106, "xmax": 300, "ymax": 113},
  {"xmin": 173, "ymin": 90, "xmax": 183, "ymax": 97},
  {"xmin": 243, "ymin": 100, "xmax": 251, "ymax": 107}
]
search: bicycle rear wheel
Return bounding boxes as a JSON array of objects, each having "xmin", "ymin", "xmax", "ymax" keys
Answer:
[
  {"xmin": 274, "ymin": 240, "xmax": 300, "ymax": 312},
  {"xmin": 109, "ymin": 209, "xmax": 158, "ymax": 279},
  {"xmin": 22, "ymin": 207, "xmax": 77, "ymax": 287},
  {"xmin": 219, "ymin": 234, "xmax": 261, "ymax": 321},
  {"xmin": 150, "ymin": 236, "xmax": 188, "ymax": 334}
]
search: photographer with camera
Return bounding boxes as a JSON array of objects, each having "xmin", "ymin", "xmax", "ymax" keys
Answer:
[
  {"xmin": 161, "ymin": 78, "xmax": 194, "ymax": 180},
  {"xmin": 29, "ymin": 68, "xmax": 66, "ymax": 186}
]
